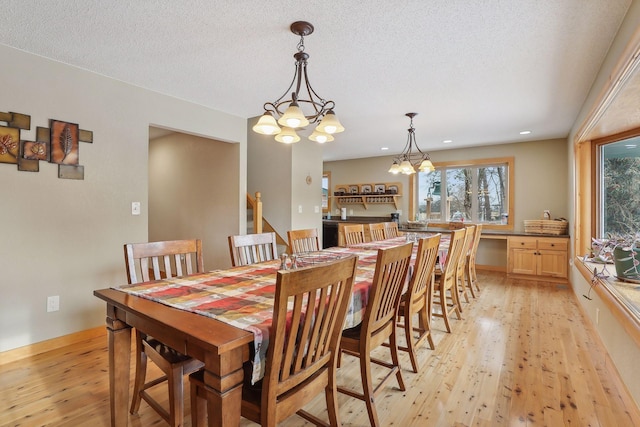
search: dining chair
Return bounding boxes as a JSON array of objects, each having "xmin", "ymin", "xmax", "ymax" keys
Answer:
[
  {"xmin": 343, "ymin": 224, "xmax": 366, "ymax": 246},
  {"xmin": 287, "ymin": 228, "xmax": 320, "ymax": 254},
  {"xmin": 228, "ymin": 232, "xmax": 278, "ymax": 266},
  {"xmin": 383, "ymin": 221, "xmax": 400, "ymax": 239},
  {"xmin": 465, "ymin": 223, "xmax": 483, "ymax": 297},
  {"xmin": 367, "ymin": 222, "xmax": 387, "ymax": 241},
  {"xmin": 124, "ymin": 239, "xmax": 205, "ymax": 427},
  {"xmin": 189, "ymin": 255, "xmax": 359, "ymax": 427},
  {"xmin": 337, "ymin": 242, "xmax": 413, "ymax": 427},
  {"xmin": 432, "ymin": 228, "xmax": 466, "ymax": 333},
  {"xmin": 397, "ymin": 234, "xmax": 441, "ymax": 373},
  {"xmin": 455, "ymin": 225, "xmax": 476, "ymax": 310}
]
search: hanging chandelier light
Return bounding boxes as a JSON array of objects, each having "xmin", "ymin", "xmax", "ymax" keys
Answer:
[
  {"xmin": 252, "ymin": 21, "xmax": 344, "ymax": 144},
  {"xmin": 388, "ymin": 112, "xmax": 435, "ymax": 175}
]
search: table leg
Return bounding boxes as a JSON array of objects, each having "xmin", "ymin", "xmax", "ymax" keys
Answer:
[
  {"xmin": 203, "ymin": 346, "xmax": 246, "ymax": 427},
  {"xmin": 106, "ymin": 305, "xmax": 132, "ymax": 427}
]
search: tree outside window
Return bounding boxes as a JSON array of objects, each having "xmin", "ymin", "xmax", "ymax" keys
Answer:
[{"xmin": 417, "ymin": 159, "xmax": 510, "ymax": 226}]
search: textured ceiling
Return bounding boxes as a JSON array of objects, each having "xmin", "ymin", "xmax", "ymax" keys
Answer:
[{"xmin": 0, "ymin": 0, "xmax": 632, "ymax": 161}]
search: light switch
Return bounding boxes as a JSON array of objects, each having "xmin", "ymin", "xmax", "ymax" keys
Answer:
[
  {"xmin": 132, "ymin": 202, "xmax": 141, "ymax": 215},
  {"xmin": 314, "ymin": 206, "xmax": 319, "ymax": 213},
  {"xmin": 298, "ymin": 205, "xmax": 303, "ymax": 214}
]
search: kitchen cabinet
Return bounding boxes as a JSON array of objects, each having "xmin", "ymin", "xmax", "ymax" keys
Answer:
[{"xmin": 507, "ymin": 236, "xmax": 568, "ymax": 281}]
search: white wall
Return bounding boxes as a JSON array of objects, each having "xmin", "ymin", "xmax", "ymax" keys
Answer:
[
  {"xmin": 325, "ymin": 138, "xmax": 569, "ymax": 228},
  {"xmin": 0, "ymin": 45, "xmax": 246, "ymax": 352},
  {"xmin": 149, "ymin": 133, "xmax": 240, "ymax": 269}
]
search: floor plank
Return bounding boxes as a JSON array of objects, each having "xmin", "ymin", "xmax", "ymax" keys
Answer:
[{"xmin": 1, "ymin": 271, "xmax": 638, "ymax": 426}]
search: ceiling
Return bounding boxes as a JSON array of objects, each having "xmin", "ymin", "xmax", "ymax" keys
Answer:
[{"xmin": 0, "ymin": 0, "xmax": 633, "ymax": 161}]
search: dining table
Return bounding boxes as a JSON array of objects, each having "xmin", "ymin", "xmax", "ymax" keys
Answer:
[{"xmin": 94, "ymin": 233, "xmax": 449, "ymax": 427}]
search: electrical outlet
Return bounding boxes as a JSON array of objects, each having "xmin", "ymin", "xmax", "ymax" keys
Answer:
[
  {"xmin": 131, "ymin": 202, "xmax": 141, "ymax": 215},
  {"xmin": 349, "ymin": 209, "xmax": 353, "ymax": 215},
  {"xmin": 298, "ymin": 205, "xmax": 303, "ymax": 214},
  {"xmin": 47, "ymin": 295, "xmax": 60, "ymax": 312},
  {"xmin": 314, "ymin": 205, "xmax": 319, "ymax": 213}
]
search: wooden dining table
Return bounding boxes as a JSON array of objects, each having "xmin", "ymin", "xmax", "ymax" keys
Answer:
[{"xmin": 94, "ymin": 234, "xmax": 448, "ymax": 427}]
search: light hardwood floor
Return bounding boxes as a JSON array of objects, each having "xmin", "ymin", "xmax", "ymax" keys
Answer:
[{"xmin": 2, "ymin": 272, "xmax": 639, "ymax": 426}]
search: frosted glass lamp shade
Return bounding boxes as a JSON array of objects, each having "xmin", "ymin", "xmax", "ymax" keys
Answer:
[
  {"xmin": 316, "ymin": 110, "xmax": 345, "ymax": 134},
  {"xmin": 277, "ymin": 102, "xmax": 309, "ymax": 128},
  {"xmin": 275, "ymin": 127, "xmax": 300, "ymax": 144},
  {"xmin": 252, "ymin": 112, "xmax": 281, "ymax": 135}
]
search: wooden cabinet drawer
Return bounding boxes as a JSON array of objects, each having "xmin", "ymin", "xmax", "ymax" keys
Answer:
[
  {"xmin": 538, "ymin": 239, "xmax": 568, "ymax": 251},
  {"xmin": 509, "ymin": 238, "xmax": 537, "ymax": 250}
]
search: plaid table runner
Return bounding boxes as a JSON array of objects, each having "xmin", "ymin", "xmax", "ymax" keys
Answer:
[{"xmin": 114, "ymin": 235, "xmax": 449, "ymax": 383}]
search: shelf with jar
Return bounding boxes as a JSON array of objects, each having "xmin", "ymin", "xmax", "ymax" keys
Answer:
[{"xmin": 332, "ymin": 182, "xmax": 402, "ymax": 210}]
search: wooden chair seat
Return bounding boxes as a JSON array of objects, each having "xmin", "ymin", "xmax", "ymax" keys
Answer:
[
  {"xmin": 124, "ymin": 239, "xmax": 205, "ymax": 427},
  {"xmin": 190, "ymin": 255, "xmax": 359, "ymax": 427},
  {"xmin": 337, "ymin": 242, "xmax": 413, "ymax": 427},
  {"xmin": 465, "ymin": 224, "xmax": 483, "ymax": 297},
  {"xmin": 432, "ymin": 229, "xmax": 466, "ymax": 333},
  {"xmin": 396, "ymin": 234, "xmax": 441, "ymax": 372}
]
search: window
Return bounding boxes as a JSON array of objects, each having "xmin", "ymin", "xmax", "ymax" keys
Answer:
[
  {"xmin": 416, "ymin": 157, "xmax": 513, "ymax": 228},
  {"xmin": 597, "ymin": 136, "xmax": 640, "ymax": 236}
]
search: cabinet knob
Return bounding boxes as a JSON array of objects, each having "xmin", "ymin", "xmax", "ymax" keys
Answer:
[{"xmin": 550, "ymin": 244, "xmax": 555, "ymax": 247}]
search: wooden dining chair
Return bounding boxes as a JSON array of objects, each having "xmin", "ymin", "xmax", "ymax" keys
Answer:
[
  {"xmin": 465, "ymin": 223, "xmax": 483, "ymax": 297},
  {"xmin": 367, "ymin": 223, "xmax": 387, "ymax": 241},
  {"xmin": 343, "ymin": 224, "xmax": 366, "ymax": 246},
  {"xmin": 455, "ymin": 225, "xmax": 476, "ymax": 309},
  {"xmin": 287, "ymin": 228, "xmax": 320, "ymax": 254},
  {"xmin": 228, "ymin": 232, "xmax": 278, "ymax": 266},
  {"xmin": 383, "ymin": 221, "xmax": 400, "ymax": 238},
  {"xmin": 337, "ymin": 242, "xmax": 413, "ymax": 427},
  {"xmin": 189, "ymin": 255, "xmax": 358, "ymax": 427},
  {"xmin": 397, "ymin": 234, "xmax": 441, "ymax": 373},
  {"xmin": 432, "ymin": 228, "xmax": 466, "ymax": 333},
  {"xmin": 124, "ymin": 239, "xmax": 205, "ymax": 427}
]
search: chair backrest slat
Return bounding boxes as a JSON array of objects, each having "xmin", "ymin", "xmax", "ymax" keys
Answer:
[
  {"xmin": 228, "ymin": 232, "xmax": 278, "ymax": 266},
  {"xmin": 365, "ymin": 242, "xmax": 413, "ymax": 334},
  {"xmin": 367, "ymin": 223, "xmax": 387, "ymax": 241},
  {"xmin": 124, "ymin": 239, "xmax": 204, "ymax": 284},
  {"xmin": 264, "ymin": 256, "xmax": 358, "ymax": 409},
  {"xmin": 343, "ymin": 224, "xmax": 366, "ymax": 246},
  {"xmin": 407, "ymin": 234, "xmax": 441, "ymax": 303},
  {"xmin": 288, "ymin": 228, "xmax": 320, "ymax": 254},
  {"xmin": 383, "ymin": 222, "xmax": 400, "ymax": 239}
]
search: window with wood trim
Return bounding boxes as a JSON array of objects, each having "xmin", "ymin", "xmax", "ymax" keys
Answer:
[{"xmin": 415, "ymin": 157, "xmax": 514, "ymax": 229}]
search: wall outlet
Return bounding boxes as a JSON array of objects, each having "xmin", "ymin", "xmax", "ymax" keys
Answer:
[
  {"xmin": 298, "ymin": 205, "xmax": 303, "ymax": 214},
  {"xmin": 349, "ymin": 209, "xmax": 353, "ymax": 215},
  {"xmin": 47, "ymin": 295, "xmax": 60, "ymax": 312},
  {"xmin": 131, "ymin": 201, "xmax": 141, "ymax": 215},
  {"xmin": 314, "ymin": 205, "xmax": 319, "ymax": 213}
]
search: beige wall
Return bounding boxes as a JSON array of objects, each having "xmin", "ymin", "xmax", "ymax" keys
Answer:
[
  {"xmin": 149, "ymin": 133, "xmax": 240, "ymax": 269},
  {"xmin": 567, "ymin": 0, "xmax": 640, "ymax": 407},
  {"xmin": 324, "ymin": 138, "xmax": 569, "ymax": 268},
  {"xmin": 247, "ymin": 118, "xmax": 324, "ymax": 242},
  {"xmin": 0, "ymin": 45, "xmax": 246, "ymax": 352}
]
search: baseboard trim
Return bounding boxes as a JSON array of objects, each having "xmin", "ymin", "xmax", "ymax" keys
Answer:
[
  {"xmin": 0, "ymin": 326, "xmax": 105, "ymax": 366},
  {"xmin": 477, "ymin": 264, "xmax": 506, "ymax": 273}
]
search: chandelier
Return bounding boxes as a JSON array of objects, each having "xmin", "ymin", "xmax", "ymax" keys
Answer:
[
  {"xmin": 252, "ymin": 21, "xmax": 344, "ymax": 144},
  {"xmin": 388, "ymin": 113, "xmax": 435, "ymax": 175}
]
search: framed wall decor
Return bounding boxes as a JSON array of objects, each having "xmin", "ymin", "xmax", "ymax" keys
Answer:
[
  {"xmin": 49, "ymin": 119, "xmax": 79, "ymax": 165},
  {"xmin": 0, "ymin": 125, "xmax": 20, "ymax": 164}
]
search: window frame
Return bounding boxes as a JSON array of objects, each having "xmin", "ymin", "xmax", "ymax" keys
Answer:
[{"xmin": 410, "ymin": 156, "xmax": 515, "ymax": 230}]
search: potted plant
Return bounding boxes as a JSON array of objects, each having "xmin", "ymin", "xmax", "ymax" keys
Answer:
[{"xmin": 591, "ymin": 233, "xmax": 640, "ymax": 281}]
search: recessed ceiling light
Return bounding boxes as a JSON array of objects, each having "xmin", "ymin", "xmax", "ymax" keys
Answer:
[
  {"xmin": 625, "ymin": 144, "xmax": 637, "ymax": 148},
  {"xmin": 519, "ymin": 130, "xmax": 531, "ymax": 135},
  {"xmin": 381, "ymin": 147, "xmax": 389, "ymax": 151},
  {"xmin": 442, "ymin": 139, "xmax": 452, "ymax": 144}
]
